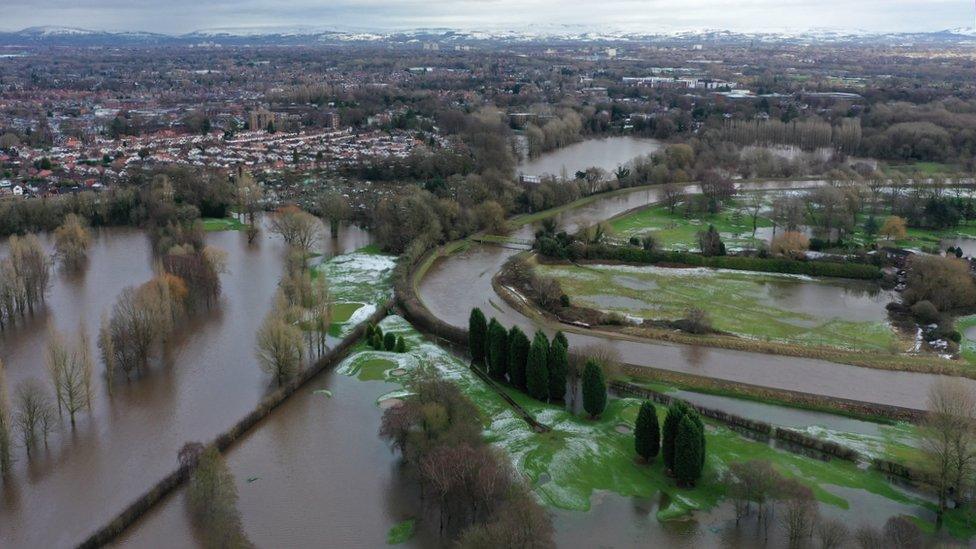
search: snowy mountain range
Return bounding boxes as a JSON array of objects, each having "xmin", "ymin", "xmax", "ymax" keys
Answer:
[{"xmin": 0, "ymin": 25, "xmax": 974, "ymax": 46}]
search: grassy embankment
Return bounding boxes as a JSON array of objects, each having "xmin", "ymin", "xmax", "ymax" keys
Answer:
[{"xmin": 201, "ymin": 217, "xmax": 248, "ymax": 232}]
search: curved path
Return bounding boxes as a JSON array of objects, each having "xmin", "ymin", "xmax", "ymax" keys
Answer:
[{"xmin": 417, "ymin": 181, "xmax": 976, "ymax": 411}]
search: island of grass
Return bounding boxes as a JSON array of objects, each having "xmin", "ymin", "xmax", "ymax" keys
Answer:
[
  {"xmin": 334, "ymin": 316, "xmax": 974, "ymax": 540},
  {"xmin": 201, "ymin": 216, "xmax": 248, "ymax": 232}
]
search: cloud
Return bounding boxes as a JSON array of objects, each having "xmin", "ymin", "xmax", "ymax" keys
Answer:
[{"xmin": 1, "ymin": 0, "xmax": 970, "ymax": 34}]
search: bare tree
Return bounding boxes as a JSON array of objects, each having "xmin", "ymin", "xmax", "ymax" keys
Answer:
[
  {"xmin": 882, "ymin": 516, "xmax": 922, "ymax": 548},
  {"xmin": 47, "ymin": 326, "xmax": 95, "ymax": 428},
  {"xmin": 7, "ymin": 233, "xmax": 50, "ymax": 314},
  {"xmin": 0, "ymin": 359, "xmax": 12, "ymax": 475},
  {"xmin": 747, "ymin": 192, "xmax": 765, "ymax": 237},
  {"xmin": 14, "ymin": 379, "xmax": 55, "ymax": 457},
  {"xmin": 815, "ymin": 517, "xmax": 849, "ymax": 549},
  {"xmin": 778, "ymin": 479, "xmax": 817, "ymax": 547},
  {"xmin": 269, "ymin": 206, "xmax": 321, "ymax": 256},
  {"xmin": 920, "ymin": 378, "xmax": 976, "ymax": 526},
  {"xmin": 255, "ymin": 308, "xmax": 305, "ymax": 386},
  {"xmin": 661, "ymin": 182, "xmax": 684, "ymax": 215},
  {"xmin": 53, "ymin": 214, "xmax": 92, "ymax": 272}
]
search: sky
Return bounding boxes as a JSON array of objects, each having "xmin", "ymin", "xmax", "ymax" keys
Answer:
[{"xmin": 2, "ymin": 0, "xmax": 973, "ymax": 34}]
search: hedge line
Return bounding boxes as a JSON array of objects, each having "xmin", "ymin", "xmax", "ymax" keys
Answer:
[
  {"xmin": 78, "ymin": 301, "xmax": 394, "ymax": 549},
  {"xmin": 578, "ymin": 244, "xmax": 883, "ymax": 280}
]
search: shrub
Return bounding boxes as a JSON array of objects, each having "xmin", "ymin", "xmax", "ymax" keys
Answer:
[
  {"xmin": 384, "ymin": 332, "xmax": 397, "ymax": 351},
  {"xmin": 683, "ymin": 307, "xmax": 712, "ymax": 334},
  {"xmin": 910, "ymin": 300, "xmax": 940, "ymax": 324},
  {"xmin": 581, "ymin": 359, "xmax": 607, "ymax": 418},
  {"xmin": 769, "ymin": 231, "xmax": 809, "ymax": 259},
  {"xmin": 634, "ymin": 401, "xmax": 660, "ymax": 462},
  {"xmin": 395, "ymin": 335, "xmax": 406, "ymax": 353}
]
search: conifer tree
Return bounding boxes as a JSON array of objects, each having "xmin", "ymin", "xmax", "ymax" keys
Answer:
[
  {"xmin": 662, "ymin": 401, "xmax": 689, "ymax": 472},
  {"xmin": 526, "ymin": 330, "xmax": 550, "ymax": 400},
  {"xmin": 674, "ymin": 414, "xmax": 704, "ymax": 487},
  {"xmin": 634, "ymin": 401, "xmax": 660, "ymax": 462},
  {"xmin": 487, "ymin": 318, "xmax": 509, "ymax": 379},
  {"xmin": 507, "ymin": 326, "xmax": 530, "ymax": 389},
  {"xmin": 581, "ymin": 359, "xmax": 607, "ymax": 418},
  {"xmin": 548, "ymin": 339, "xmax": 568, "ymax": 401},
  {"xmin": 468, "ymin": 308, "xmax": 488, "ymax": 365},
  {"xmin": 384, "ymin": 332, "xmax": 396, "ymax": 351}
]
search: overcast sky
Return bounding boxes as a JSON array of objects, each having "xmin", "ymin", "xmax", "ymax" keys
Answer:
[{"xmin": 2, "ymin": 0, "xmax": 973, "ymax": 34}]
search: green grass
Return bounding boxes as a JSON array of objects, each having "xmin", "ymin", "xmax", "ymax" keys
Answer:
[
  {"xmin": 888, "ymin": 162, "xmax": 961, "ymax": 176},
  {"xmin": 331, "ymin": 302, "xmax": 364, "ymax": 323},
  {"xmin": 609, "ymin": 201, "xmax": 772, "ymax": 251},
  {"xmin": 957, "ymin": 315, "xmax": 976, "ymax": 366},
  {"xmin": 335, "ymin": 316, "xmax": 974, "ymax": 539},
  {"xmin": 537, "ymin": 262, "xmax": 902, "ymax": 352},
  {"xmin": 386, "ymin": 519, "xmax": 416, "ymax": 544},
  {"xmin": 201, "ymin": 217, "xmax": 248, "ymax": 232}
]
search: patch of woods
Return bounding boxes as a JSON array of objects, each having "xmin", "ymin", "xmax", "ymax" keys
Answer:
[
  {"xmin": 379, "ymin": 365, "xmax": 554, "ymax": 547},
  {"xmin": 890, "ymin": 253, "xmax": 976, "ymax": 355}
]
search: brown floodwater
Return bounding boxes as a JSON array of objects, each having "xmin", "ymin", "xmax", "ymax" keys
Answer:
[
  {"xmin": 0, "ymin": 220, "xmax": 370, "ymax": 547},
  {"xmin": 517, "ymin": 137, "xmax": 663, "ymax": 179},
  {"xmin": 421, "ymin": 186, "xmax": 976, "ymax": 411}
]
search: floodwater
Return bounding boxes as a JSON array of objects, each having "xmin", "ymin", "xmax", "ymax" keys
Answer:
[
  {"xmin": 116, "ymin": 371, "xmax": 433, "ymax": 549},
  {"xmin": 0, "ymin": 220, "xmax": 370, "ymax": 547},
  {"xmin": 420, "ymin": 185, "xmax": 976, "ymax": 411},
  {"xmin": 518, "ymin": 136, "xmax": 662, "ymax": 178}
]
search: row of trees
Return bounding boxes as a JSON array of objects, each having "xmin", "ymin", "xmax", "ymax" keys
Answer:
[
  {"xmin": 0, "ymin": 233, "xmax": 50, "ymax": 331},
  {"xmin": 634, "ymin": 400, "xmax": 707, "ymax": 488},
  {"xmin": 379, "ymin": 366, "xmax": 554, "ymax": 546},
  {"xmin": 468, "ymin": 308, "xmax": 609, "ymax": 418},
  {"xmin": 180, "ymin": 442, "xmax": 252, "ymax": 548}
]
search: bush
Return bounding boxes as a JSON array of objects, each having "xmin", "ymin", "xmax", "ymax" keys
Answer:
[
  {"xmin": 384, "ymin": 332, "xmax": 397, "ymax": 351},
  {"xmin": 581, "ymin": 359, "xmax": 607, "ymax": 418},
  {"xmin": 395, "ymin": 335, "xmax": 406, "ymax": 353},
  {"xmin": 910, "ymin": 300, "xmax": 940, "ymax": 324},
  {"xmin": 634, "ymin": 401, "xmax": 660, "ymax": 462},
  {"xmin": 683, "ymin": 307, "xmax": 712, "ymax": 334},
  {"xmin": 559, "ymin": 294, "xmax": 570, "ymax": 307}
]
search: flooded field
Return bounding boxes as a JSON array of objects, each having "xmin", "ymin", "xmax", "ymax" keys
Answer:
[
  {"xmin": 538, "ymin": 262, "xmax": 901, "ymax": 351},
  {"xmin": 518, "ymin": 136, "xmax": 662, "ymax": 178},
  {"xmin": 0, "ymin": 220, "xmax": 370, "ymax": 547}
]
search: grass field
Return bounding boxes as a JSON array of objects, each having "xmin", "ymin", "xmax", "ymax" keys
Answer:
[
  {"xmin": 537, "ymin": 261, "xmax": 903, "ymax": 352},
  {"xmin": 333, "ymin": 315, "xmax": 971, "ymax": 539},
  {"xmin": 201, "ymin": 217, "xmax": 248, "ymax": 232},
  {"xmin": 609, "ymin": 201, "xmax": 774, "ymax": 251}
]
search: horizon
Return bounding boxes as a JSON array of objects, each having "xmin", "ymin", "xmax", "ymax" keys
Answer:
[{"xmin": 2, "ymin": 0, "xmax": 974, "ymax": 35}]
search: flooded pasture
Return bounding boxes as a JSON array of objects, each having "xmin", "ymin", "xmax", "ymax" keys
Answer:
[{"xmin": 518, "ymin": 136, "xmax": 663, "ymax": 178}]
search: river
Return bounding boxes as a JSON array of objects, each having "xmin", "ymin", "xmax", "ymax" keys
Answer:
[
  {"xmin": 0, "ymin": 220, "xmax": 370, "ymax": 547},
  {"xmin": 518, "ymin": 136, "xmax": 662, "ymax": 178},
  {"xmin": 420, "ymin": 183, "xmax": 976, "ymax": 411}
]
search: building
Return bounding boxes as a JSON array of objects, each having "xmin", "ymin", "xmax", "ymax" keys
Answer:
[
  {"xmin": 323, "ymin": 111, "xmax": 341, "ymax": 130},
  {"xmin": 248, "ymin": 108, "xmax": 276, "ymax": 132}
]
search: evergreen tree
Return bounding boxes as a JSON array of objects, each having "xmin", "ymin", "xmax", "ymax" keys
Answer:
[
  {"xmin": 553, "ymin": 330, "xmax": 568, "ymax": 350},
  {"xmin": 634, "ymin": 401, "xmax": 660, "ymax": 462},
  {"xmin": 507, "ymin": 326, "xmax": 530, "ymax": 389},
  {"xmin": 674, "ymin": 414, "xmax": 704, "ymax": 487},
  {"xmin": 487, "ymin": 318, "xmax": 509, "ymax": 379},
  {"xmin": 383, "ymin": 332, "xmax": 396, "ymax": 351},
  {"xmin": 371, "ymin": 333, "xmax": 383, "ymax": 350},
  {"xmin": 365, "ymin": 323, "xmax": 375, "ymax": 340},
  {"xmin": 395, "ymin": 335, "xmax": 406, "ymax": 353},
  {"xmin": 468, "ymin": 308, "xmax": 488, "ymax": 365},
  {"xmin": 662, "ymin": 401, "xmax": 689, "ymax": 472},
  {"xmin": 548, "ymin": 339, "xmax": 568, "ymax": 401},
  {"xmin": 374, "ymin": 324, "xmax": 384, "ymax": 343},
  {"xmin": 526, "ymin": 330, "xmax": 550, "ymax": 400},
  {"xmin": 581, "ymin": 359, "xmax": 607, "ymax": 418}
]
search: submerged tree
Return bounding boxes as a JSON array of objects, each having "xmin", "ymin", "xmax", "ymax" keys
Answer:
[
  {"xmin": 0, "ymin": 359, "xmax": 12, "ymax": 475},
  {"xmin": 53, "ymin": 214, "xmax": 92, "ymax": 272},
  {"xmin": 255, "ymin": 307, "xmax": 305, "ymax": 386},
  {"xmin": 319, "ymin": 191, "xmax": 351, "ymax": 238},
  {"xmin": 185, "ymin": 445, "xmax": 252, "ymax": 548},
  {"xmin": 46, "ymin": 326, "xmax": 94, "ymax": 428},
  {"xmin": 14, "ymin": 379, "xmax": 55, "ymax": 458}
]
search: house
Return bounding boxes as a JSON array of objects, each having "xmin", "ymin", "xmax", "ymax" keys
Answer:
[{"xmin": 12, "ymin": 185, "xmax": 24, "ymax": 196}]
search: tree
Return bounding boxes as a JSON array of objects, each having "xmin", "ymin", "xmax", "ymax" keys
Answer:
[
  {"xmin": 920, "ymin": 378, "xmax": 976, "ymax": 525},
  {"xmin": 879, "ymin": 216, "xmax": 907, "ymax": 240},
  {"xmin": 255, "ymin": 309, "xmax": 304, "ymax": 386},
  {"xmin": 673, "ymin": 414, "xmax": 704, "ymax": 487},
  {"xmin": 319, "ymin": 192, "xmax": 350, "ymax": 238},
  {"xmin": 14, "ymin": 379, "xmax": 54, "ymax": 457},
  {"xmin": 468, "ymin": 308, "xmax": 488, "ymax": 365},
  {"xmin": 395, "ymin": 335, "xmax": 407, "ymax": 353},
  {"xmin": 882, "ymin": 516, "xmax": 922, "ymax": 548},
  {"xmin": 185, "ymin": 445, "xmax": 251, "ymax": 548},
  {"xmin": 634, "ymin": 401, "xmax": 660, "ymax": 462},
  {"xmin": 581, "ymin": 359, "xmax": 606, "ymax": 419},
  {"xmin": 486, "ymin": 319, "xmax": 509, "ymax": 380},
  {"xmin": 0, "ymin": 359, "xmax": 12, "ymax": 476},
  {"xmin": 7, "ymin": 234, "xmax": 50, "ymax": 314},
  {"xmin": 46, "ymin": 326, "xmax": 94, "ymax": 428},
  {"xmin": 661, "ymin": 182, "xmax": 684, "ymax": 215},
  {"xmin": 234, "ymin": 171, "xmax": 263, "ymax": 226},
  {"xmin": 904, "ymin": 254, "xmax": 976, "ymax": 311},
  {"xmin": 547, "ymin": 338, "xmax": 568, "ymax": 401},
  {"xmin": 268, "ymin": 206, "xmax": 321, "ymax": 256},
  {"xmin": 662, "ymin": 401, "xmax": 689, "ymax": 472},
  {"xmin": 815, "ymin": 517, "xmax": 849, "ymax": 549},
  {"xmin": 697, "ymin": 225, "xmax": 725, "ymax": 256},
  {"xmin": 53, "ymin": 214, "xmax": 92, "ymax": 272},
  {"xmin": 770, "ymin": 231, "xmax": 810, "ymax": 259},
  {"xmin": 507, "ymin": 326, "xmax": 530, "ymax": 389},
  {"xmin": 525, "ymin": 331, "xmax": 550, "ymax": 401},
  {"xmin": 384, "ymin": 331, "xmax": 397, "ymax": 351},
  {"xmin": 778, "ymin": 479, "xmax": 817, "ymax": 546}
]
